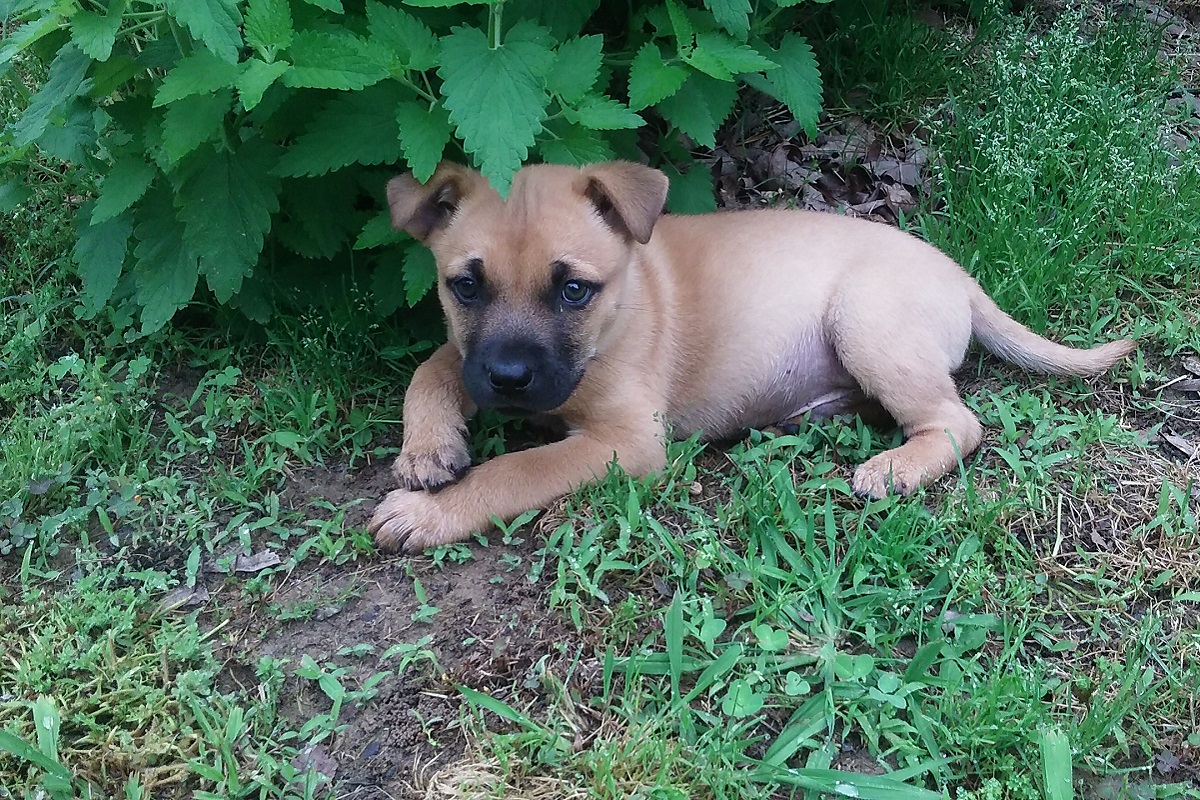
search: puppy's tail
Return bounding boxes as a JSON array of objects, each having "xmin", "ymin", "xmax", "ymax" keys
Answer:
[{"xmin": 970, "ymin": 285, "xmax": 1135, "ymax": 376}]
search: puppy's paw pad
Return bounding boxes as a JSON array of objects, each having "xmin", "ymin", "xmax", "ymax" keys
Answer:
[{"xmin": 392, "ymin": 441, "xmax": 470, "ymax": 491}]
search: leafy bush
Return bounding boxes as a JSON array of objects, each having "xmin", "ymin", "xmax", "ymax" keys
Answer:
[{"xmin": 0, "ymin": 0, "xmax": 823, "ymax": 335}]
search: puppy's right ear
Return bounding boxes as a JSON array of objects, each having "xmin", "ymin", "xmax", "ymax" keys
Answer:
[{"xmin": 386, "ymin": 163, "xmax": 482, "ymax": 242}]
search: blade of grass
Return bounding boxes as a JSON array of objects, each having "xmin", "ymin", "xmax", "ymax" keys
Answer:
[{"xmin": 1041, "ymin": 726, "xmax": 1073, "ymax": 800}]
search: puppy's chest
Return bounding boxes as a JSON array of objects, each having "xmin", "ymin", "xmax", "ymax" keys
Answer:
[{"xmin": 668, "ymin": 335, "xmax": 859, "ymax": 439}]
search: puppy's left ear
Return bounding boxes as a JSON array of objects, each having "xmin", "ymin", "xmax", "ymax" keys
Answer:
[
  {"xmin": 580, "ymin": 161, "xmax": 669, "ymax": 244},
  {"xmin": 386, "ymin": 162, "xmax": 485, "ymax": 243}
]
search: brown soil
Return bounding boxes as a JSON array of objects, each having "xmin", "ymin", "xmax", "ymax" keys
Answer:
[{"xmin": 199, "ymin": 453, "xmax": 591, "ymax": 798}]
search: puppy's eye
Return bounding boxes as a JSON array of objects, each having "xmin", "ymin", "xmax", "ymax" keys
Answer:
[
  {"xmin": 450, "ymin": 276, "xmax": 480, "ymax": 304},
  {"xmin": 561, "ymin": 280, "xmax": 592, "ymax": 306}
]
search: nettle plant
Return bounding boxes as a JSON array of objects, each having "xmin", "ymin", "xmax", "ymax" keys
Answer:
[{"xmin": 1, "ymin": 0, "xmax": 822, "ymax": 335}]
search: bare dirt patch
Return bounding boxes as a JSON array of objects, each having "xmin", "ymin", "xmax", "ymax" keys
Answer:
[{"xmin": 205, "ymin": 454, "xmax": 590, "ymax": 798}]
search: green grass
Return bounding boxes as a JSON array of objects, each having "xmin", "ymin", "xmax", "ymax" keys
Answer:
[
  {"xmin": 920, "ymin": 8, "xmax": 1200, "ymax": 350},
  {"xmin": 3, "ymin": 4, "xmax": 1200, "ymax": 800}
]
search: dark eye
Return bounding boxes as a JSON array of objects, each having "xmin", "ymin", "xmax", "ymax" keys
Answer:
[
  {"xmin": 450, "ymin": 276, "xmax": 479, "ymax": 304},
  {"xmin": 561, "ymin": 280, "xmax": 592, "ymax": 306}
]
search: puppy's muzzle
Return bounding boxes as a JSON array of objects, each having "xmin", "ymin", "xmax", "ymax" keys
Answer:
[{"xmin": 463, "ymin": 337, "xmax": 581, "ymax": 414}]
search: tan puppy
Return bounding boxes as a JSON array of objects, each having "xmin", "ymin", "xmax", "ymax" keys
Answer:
[{"xmin": 369, "ymin": 160, "xmax": 1134, "ymax": 552}]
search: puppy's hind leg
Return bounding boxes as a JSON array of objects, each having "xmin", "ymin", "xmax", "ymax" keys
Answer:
[{"xmin": 833, "ymin": 330, "xmax": 982, "ymax": 499}]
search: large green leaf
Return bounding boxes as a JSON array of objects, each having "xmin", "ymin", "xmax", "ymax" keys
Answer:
[
  {"xmin": 244, "ymin": 0, "xmax": 293, "ymax": 60},
  {"xmin": 628, "ymin": 42, "xmax": 687, "ymax": 111},
  {"xmin": 91, "ymin": 153, "xmax": 156, "ymax": 224},
  {"xmin": 538, "ymin": 121, "xmax": 614, "ymax": 166},
  {"xmin": 70, "ymin": 0, "xmax": 127, "ymax": 61},
  {"xmin": 236, "ymin": 58, "xmax": 290, "ymax": 111},
  {"xmin": 396, "ymin": 101, "xmax": 452, "ymax": 182},
  {"xmin": 132, "ymin": 190, "xmax": 200, "ymax": 335},
  {"xmin": 656, "ymin": 72, "xmax": 738, "ymax": 149},
  {"xmin": 283, "ymin": 29, "xmax": 390, "ymax": 90},
  {"xmin": 164, "ymin": 0, "xmax": 243, "ymax": 63},
  {"xmin": 547, "ymin": 35, "xmax": 602, "ymax": 105},
  {"xmin": 686, "ymin": 32, "xmax": 776, "ymax": 81},
  {"xmin": 12, "ymin": 44, "xmax": 92, "ymax": 148},
  {"xmin": 178, "ymin": 141, "xmax": 280, "ymax": 302},
  {"xmin": 565, "ymin": 95, "xmax": 643, "ymax": 131},
  {"xmin": 744, "ymin": 33, "xmax": 822, "ymax": 137},
  {"xmin": 704, "ymin": 0, "xmax": 751, "ymax": 38},
  {"xmin": 0, "ymin": 13, "xmax": 63, "ymax": 70},
  {"xmin": 274, "ymin": 82, "xmax": 409, "ymax": 177},
  {"xmin": 160, "ymin": 89, "xmax": 232, "ymax": 165},
  {"xmin": 437, "ymin": 21, "xmax": 554, "ymax": 193},
  {"xmin": 366, "ymin": 0, "xmax": 438, "ymax": 72},
  {"xmin": 153, "ymin": 51, "xmax": 241, "ymax": 107},
  {"xmin": 75, "ymin": 207, "xmax": 133, "ymax": 312}
]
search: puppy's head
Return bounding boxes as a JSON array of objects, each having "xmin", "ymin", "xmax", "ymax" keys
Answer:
[{"xmin": 387, "ymin": 161, "xmax": 669, "ymax": 414}]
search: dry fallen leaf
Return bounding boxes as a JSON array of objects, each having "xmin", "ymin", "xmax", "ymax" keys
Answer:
[
  {"xmin": 159, "ymin": 585, "xmax": 210, "ymax": 612},
  {"xmin": 291, "ymin": 743, "xmax": 338, "ymax": 781},
  {"xmin": 234, "ymin": 549, "xmax": 283, "ymax": 573},
  {"xmin": 1161, "ymin": 431, "xmax": 1197, "ymax": 457}
]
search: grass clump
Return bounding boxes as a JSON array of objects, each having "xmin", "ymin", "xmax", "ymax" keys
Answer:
[{"xmin": 922, "ymin": 8, "xmax": 1200, "ymax": 349}]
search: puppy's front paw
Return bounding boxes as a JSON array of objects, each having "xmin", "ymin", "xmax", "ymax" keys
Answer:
[
  {"xmin": 851, "ymin": 454, "xmax": 924, "ymax": 499},
  {"xmin": 392, "ymin": 436, "xmax": 470, "ymax": 492},
  {"xmin": 368, "ymin": 488, "xmax": 474, "ymax": 554}
]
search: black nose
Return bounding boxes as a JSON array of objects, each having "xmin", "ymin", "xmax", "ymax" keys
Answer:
[{"xmin": 487, "ymin": 358, "xmax": 534, "ymax": 394}]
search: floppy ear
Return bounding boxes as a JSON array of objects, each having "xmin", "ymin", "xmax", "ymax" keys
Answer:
[
  {"xmin": 580, "ymin": 161, "xmax": 669, "ymax": 245},
  {"xmin": 386, "ymin": 163, "xmax": 483, "ymax": 242}
]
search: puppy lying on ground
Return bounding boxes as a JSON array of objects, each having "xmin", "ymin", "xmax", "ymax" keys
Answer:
[{"xmin": 369, "ymin": 160, "xmax": 1134, "ymax": 553}]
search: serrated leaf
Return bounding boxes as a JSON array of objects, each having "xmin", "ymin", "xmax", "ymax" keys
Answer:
[
  {"xmin": 12, "ymin": 45, "xmax": 92, "ymax": 148},
  {"xmin": 504, "ymin": 0, "xmax": 600, "ymax": 39},
  {"xmin": 396, "ymin": 101, "xmax": 452, "ymax": 182},
  {"xmin": 164, "ymin": 0, "xmax": 243, "ymax": 64},
  {"xmin": 664, "ymin": 162, "xmax": 716, "ymax": 214},
  {"xmin": 0, "ymin": 14, "xmax": 62, "ymax": 70},
  {"xmin": 275, "ymin": 82, "xmax": 408, "ymax": 177},
  {"xmin": 354, "ymin": 210, "xmax": 405, "ymax": 250},
  {"xmin": 656, "ymin": 72, "xmax": 737, "ymax": 149},
  {"xmin": 154, "ymin": 51, "xmax": 240, "ymax": 107},
  {"xmin": 132, "ymin": 191, "xmax": 200, "ymax": 334},
  {"xmin": 628, "ymin": 42, "xmax": 688, "ymax": 111},
  {"xmin": 566, "ymin": 94, "xmax": 643, "ymax": 131},
  {"xmin": 0, "ymin": 181, "xmax": 33, "ymax": 212},
  {"xmin": 686, "ymin": 32, "xmax": 776, "ymax": 80},
  {"xmin": 276, "ymin": 174, "xmax": 359, "ymax": 259},
  {"xmin": 404, "ymin": 0, "xmax": 488, "ymax": 6},
  {"xmin": 37, "ymin": 101, "xmax": 97, "ymax": 163},
  {"xmin": 244, "ymin": 0, "xmax": 293, "ymax": 59},
  {"xmin": 282, "ymin": 29, "xmax": 390, "ymax": 90},
  {"xmin": 178, "ymin": 141, "xmax": 280, "ymax": 302},
  {"xmin": 75, "ymin": 208, "xmax": 132, "ymax": 311},
  {"xmin": 237, "ymin": 58, "xmax": 290, "ymax": 110},
  {"xmin": 705, "ymin": 0, "xmax": 750, "ymax": 38},
  {"xmin": 747, "ymin": 33, "xmax": 823, "ymax": 138},
  {"xmin": 438, "ymin": 22, "xmax": 554, "ymax": 193},
  {"xmin": 403, "ymin": 245, "xmax": 437, "ymax": 306},
  {"xmin": 161, "ymin": 89, "xmax": 231, "ymax": 164},
  {"xmin": 366, "ymin": 1, "xmax": 437, "ymax": 72},
  {"xmin": 538, "ymin": 122, "xmax": 614, "ymax": 166},
  {"xmin": 371, "ymin": 254, "xmax": 407, "ymax": 317},
  {"xmin": 92, "ymin": 154, "xmax": 155, "ymax": 224},
  {"xmin": 300, "ymin": 0, "xmax": 343, "ymax": 10},
  {"xmin": 547, "ymin": 35, "xmax": 601, "ymax": 105},
  {"xmin": 70, "ymin": 0, "xmax": 127, "ymax": 61},
  {"xmin": 666, "ymin": 0, "xmax": 694, "ymax": 53}
]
